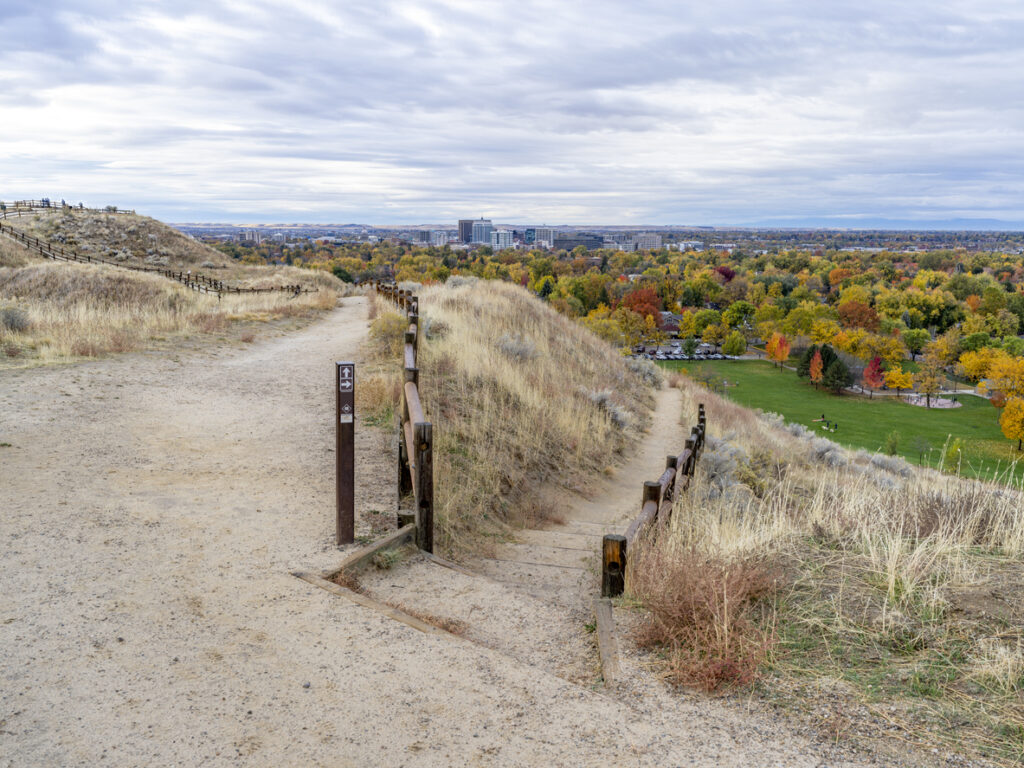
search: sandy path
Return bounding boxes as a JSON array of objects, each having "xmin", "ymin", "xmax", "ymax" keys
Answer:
[{"xmin": 2, "ymin": 304, "xmax": 888, "ymax": 767}]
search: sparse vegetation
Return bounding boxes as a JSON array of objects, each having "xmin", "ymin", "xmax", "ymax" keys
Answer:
[
  {"xmin": 0, "ymin": 212, "xmax": 341, "ymax": 366},
  {"xmin": 629, "ymin": 382, "xmax": 1024, "ymax": 764},
  {"xmin": 365, "ymin": 280, "xmax": 656, "ymax": 555}
]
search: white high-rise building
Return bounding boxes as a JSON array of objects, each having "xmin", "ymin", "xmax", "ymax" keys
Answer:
[
  {"xmin": 471, "ymin": 218, "xmax": 493, "ymax": 244},
  {"xmin": 490, "ymin": 229, "xmax": 513, "ymax": 250},
  {"xmin": 431, "ymin": 230, "xmax": 451, "ymax": 246},
  {"xmin": 533, "ymin": 227, "xmax": 555, "ymax": 248}
]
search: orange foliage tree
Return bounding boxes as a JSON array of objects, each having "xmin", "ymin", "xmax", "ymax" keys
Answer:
[
  {"xmin": 766, "ymin": 332, "xmax": 790, "ymax": 368},
  {"xmin": 809, "ymin": 349, "xmax": 823, "ymax": 388}
]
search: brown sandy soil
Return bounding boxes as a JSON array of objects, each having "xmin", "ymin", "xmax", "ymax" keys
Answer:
[{"xmin": 0, "ymin": 299, "xmax": 927, "ymax": 766}]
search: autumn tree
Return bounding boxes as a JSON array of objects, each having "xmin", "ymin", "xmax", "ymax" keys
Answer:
[
  {"xmin": 620, "ymin": 287, "xmax": 662, "ymax": 324},
  {"xmin": 862, "ymin": 356, "xmax": 885, "ymax": 397},
  {"xmin": 914, "ymin": 353, "xmax": 945, "ymax": 408},
  {"xmin": 1000, "ymin": 398, "xmax": 1024, "ymax": 450},
  {"xmin": 766, "ymin": 332, "xmax": 791, "ymax": 368},
  {"xmin": 809, "ymin": 349, "xmax": 824, "ymax": 388},
  {"xmin": 702, "ymin": 323, "xmax": 726, "ymax": 351},
  {"xmin": 837, "ymin": 300, "xmax": 880, "ymax": 331},
  {"xmin": 885, "ymin": 366, "xmax": 913, "ymax": 397}
]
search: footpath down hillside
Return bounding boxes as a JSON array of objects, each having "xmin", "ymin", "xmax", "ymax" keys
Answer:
[{"xmin": 0, "ymin": 295, "xmax": 919, "ymax": 766}]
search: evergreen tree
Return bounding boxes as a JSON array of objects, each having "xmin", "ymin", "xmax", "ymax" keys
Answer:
[
  {"xmin": 823, "ymin": 358, "xmax": 853, "ymax": 394},
  {"xmin": 797, "ymin": 344, "xmax": 818, "ymax": 378}
]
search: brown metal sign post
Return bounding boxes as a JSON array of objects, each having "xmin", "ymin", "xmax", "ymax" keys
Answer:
[{"xmin": 336, "ymin": 362, "xmax": 355, "ymax": 545}]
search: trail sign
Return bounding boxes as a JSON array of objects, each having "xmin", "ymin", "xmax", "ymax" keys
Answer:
[{"xmin": 336, "ymin": 362, "xmax": 355, "ymax": 544}]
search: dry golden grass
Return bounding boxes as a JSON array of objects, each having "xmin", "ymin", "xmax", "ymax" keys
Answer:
[
  {"xmin": 0, "ymin": 255, "xmax": 338, "ymax": 366},
  {"xmin": 631, "ymin": 380, "xmax": 1024, "ymax": 763},
  {"xmin": 366, "ymin": 279, "xmax": 658, "ymax": 555}
]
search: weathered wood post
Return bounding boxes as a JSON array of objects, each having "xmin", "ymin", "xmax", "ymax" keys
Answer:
[
  {"xmin": 684, "ymin": 436, "xmax": 697, "ymax": 476},
  {"xmin": 602, "ymin": 535, "xmax": 627, "ymax": 597},
  {"xmin": 335, "ymin": 362, "xmax": 356, "ymax": 545},
  {"xmin": 643, "ymin": 479, "xmax": 661, "ymax": 520},
  {"xmin": 414, "ymin": 422, "xmax": 433, "ymax": 553},
  {"xmin": 665, "ymin": 455, "xmax": 677, "ymax": 498}
]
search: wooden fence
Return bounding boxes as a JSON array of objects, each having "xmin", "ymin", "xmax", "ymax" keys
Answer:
[
  {"xmin": 602, "ymin": 403, "xmax": 706, "ymax": 597},
  {"xmin": 0, "ymin": 203, "xmax": 314, "ymax": 299},
  {"xmin": 371, "ymin": 281, "xmax": 435, "ymax": 553}
]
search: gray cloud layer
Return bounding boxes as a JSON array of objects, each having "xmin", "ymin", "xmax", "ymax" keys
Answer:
[{"xmin": 2, "ymin": 0, "xmax": 1024, "ymax": 225}]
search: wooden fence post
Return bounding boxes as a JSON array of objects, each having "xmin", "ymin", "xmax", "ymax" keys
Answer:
[
  {"xmin": 684, "ymin": 437, "xmax": 697, "ymax": 476},
  {"xmin": 602, "ymin": 535, "xmax": 627, "ymax": 597},
  {"xmin": 665, "ymin": 455, "xmax": 677, "ymax": 499},
  {"xmin": 414, "ymin": 422, "xmax": 433, "ymax": 553}
]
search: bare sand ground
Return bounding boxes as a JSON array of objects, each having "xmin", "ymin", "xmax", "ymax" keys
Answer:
[{"xmin": 1, "ymin": 298, "xmax": 920, "ymax": 766}]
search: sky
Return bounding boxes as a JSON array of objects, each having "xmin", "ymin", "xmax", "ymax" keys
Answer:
[{"xmin": 3, "ymin": 1, "xmax": 1024, "ymax": 227}]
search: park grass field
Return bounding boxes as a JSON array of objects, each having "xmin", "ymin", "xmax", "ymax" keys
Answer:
[{"xmin": 662, "ymin": 359, "xmax": 1023, "ymax": 484}]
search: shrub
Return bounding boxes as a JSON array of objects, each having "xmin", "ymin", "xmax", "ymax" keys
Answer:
[
  {"xmin": 1, "ymin": 306, "xmax": 31, "ymax": 333},
  {"xmin": 626, "ymin": 357, "xmax": 664, "ymax": 388},
  {"xmin": 884, "ymin": 429, "xmax": 901, "ymax": 456},
  {"xmin": 630, "ymin": 544, "xmax": 778, "ymax": 690}
]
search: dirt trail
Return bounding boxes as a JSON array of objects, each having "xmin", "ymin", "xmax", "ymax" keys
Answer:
[{"xmin": 1, "ymin": 301, "xmax": 888, "ymax": 767}]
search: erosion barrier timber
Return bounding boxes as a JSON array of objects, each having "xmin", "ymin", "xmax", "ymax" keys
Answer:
[
  {"xmin": 371, "ymin": 280, "xmax": 434, "ymax": 553},
  {"xmin": 602, "ymin": 403, "xmax": 706, "ymax": 597}
]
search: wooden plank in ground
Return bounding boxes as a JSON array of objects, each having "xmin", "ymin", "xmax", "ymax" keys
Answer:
[
  {"xmin": 515, "ymin": 529, "xmax": 597, "ymax": 550},
  {"xmin": 292, "ymin": 571, "xmax": 450, "ymax": 637},
  {"xmin": 593, "ymin": 597, "xmax": 621, "ymax": 684},
  {"xmin": 328, "ymin": 524, "xmax": 416, "ymax": 577},
  {"xmin": 496, "ymin": 543, "xmax": 596, "ymax": 567}
]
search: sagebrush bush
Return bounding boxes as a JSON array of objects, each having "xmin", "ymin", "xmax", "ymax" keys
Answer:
[{"xmin": 1, "ymin": 305, "xmax": 30, "ymax": 332}]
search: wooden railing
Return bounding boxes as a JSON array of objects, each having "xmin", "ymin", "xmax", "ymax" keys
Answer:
[
  {"xmin": 602, "ymin": 403, "xmax": 706, "ymax": 597},
  {"xmin": 371, "ymin": 281, "xmax": 434, "ymax": 553},
  {"xmin": 0, "ymin": 203, "xmax": 314, "ymax": 299}
]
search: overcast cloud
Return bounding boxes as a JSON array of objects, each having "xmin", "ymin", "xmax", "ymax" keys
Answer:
[{"xmin": 2, "ymin": 0, "xmax": 1024, "ymax": 226}]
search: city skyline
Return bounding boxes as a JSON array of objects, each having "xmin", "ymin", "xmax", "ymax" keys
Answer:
[{"xmin": 4, "ymin": 2, "xmax": 1024, "ymax": 228}]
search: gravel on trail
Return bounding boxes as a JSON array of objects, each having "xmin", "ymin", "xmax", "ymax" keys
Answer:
[{"xmin": 0, "ymin": 297, "xmax": 921, "ymax": 766}]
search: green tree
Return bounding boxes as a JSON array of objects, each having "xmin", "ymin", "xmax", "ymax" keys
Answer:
[
  {"xmin": 901, "ymin": 328, "xmax": 930, "ymax": 361},
  {"xmin": 797, "ymin": 344, "xmax": 818, "ymax": 378},
  {"xmin": 722, "ymin": 330, "xmax": 747, "ymax": 356},
  {"xmin": 823, "ymin": 358, "xmax": 853, "ymax": 393}
]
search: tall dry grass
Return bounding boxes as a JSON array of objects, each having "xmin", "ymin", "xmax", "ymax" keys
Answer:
[
  {"xmin": 0, "ymin": 258, "xmax": 337, "ymax": 364},
  {"xmin": 366, "ymin": 278, "xmax": 658, "ymax": 555},
  {"xmin": 631, "ymin": 380, "xmax": 1024, "ymax": 761}
]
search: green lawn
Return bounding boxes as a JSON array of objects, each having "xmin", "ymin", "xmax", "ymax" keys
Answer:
[{"xmin": 662, "ymin": 359, "xmax": 1022, "ymax": 484}]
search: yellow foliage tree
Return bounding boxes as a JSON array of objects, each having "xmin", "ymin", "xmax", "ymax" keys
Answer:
[
  {"xmin": 914, "ymin": 353, "xmax": 945, "ymax": 408},
  {"xmin": 1000, "ymin": 397, "xmax": 1024, "ymax": 451},
  {"xmin": 677, "ymin": 310, "xmax": 696, "ymax": 338},
  {"xmin": 810, "ymin": 318, "xmax": 841, "ymax": 344},
  {"xmin": 885, "ymin": 365, "xmax": 913, "ymax": 396},
  {"xmin": 957, "ymin": 348, "xmax": 1009, "ymax": 383},
  {"xmin": 983, "ymin": 355, "xmax": 1024, "ymax": 399}
]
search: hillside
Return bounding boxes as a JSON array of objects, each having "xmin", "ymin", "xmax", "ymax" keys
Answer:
[
  {"xmin": 13, "ymin": 208, "xmax": 235, "ymax": 270},
  {"xmin": 363, "ymin": 278, "xmax": 661, "ymax": 554},
  {"xmin": 630, "ymin": 375, "xmax": 1024, "ymax": 764},
  {"xmin": 0, "ymin": 208, "xmax": 342, "ymax": 366}
]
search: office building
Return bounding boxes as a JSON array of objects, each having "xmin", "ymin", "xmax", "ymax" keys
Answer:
[
  {"xmin": 491, "ymin": 229, "xmax": 513, "ymax": 250},
  {"xmin": 553, "ymin": 233, "xmax": 603, "ymax": 251},
  {"xmin": 634, "ymin": 233, "xmax": 663, "ymax": 250},
  {"xmin": 458, "ymin": 219, "xmax": 474, "ymax": 244},
  {"xmin": 471, "ymin": 218, "xmax": 493, "ymax": 244},
  {"xmin": 533, "ymin": 227, "xmax": 555, "ymax": 248}
]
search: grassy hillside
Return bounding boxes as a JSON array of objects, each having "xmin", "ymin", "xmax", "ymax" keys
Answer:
[
  {"xmin": 14, "ymin": 208, "xmax": 234, "ymax": 270},
  {"xmin": 363, "ymin": 277, "xmax": 661, "ymax": 555},
  {"xmin": 0, "ymin": 214, "xmax": 341, "ymax": 365},
  {"xmin": 631, "ymin": 378, "xmax": 1024, "ymax": 765},
  {"xmin": 665, "ymin": 359, "xmax": 1020, "ymax": 483}
]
